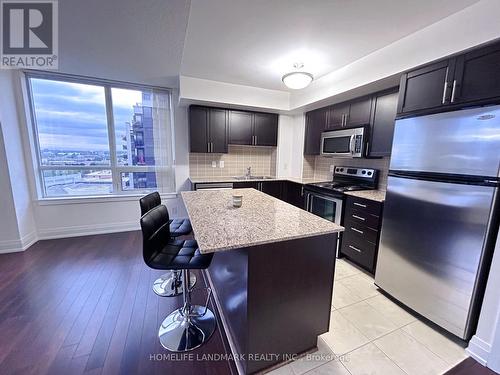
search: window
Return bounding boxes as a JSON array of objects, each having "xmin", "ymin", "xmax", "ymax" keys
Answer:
[{"xmin": 27, "ymin": 73, "xmax": 175, "ymax": 198}]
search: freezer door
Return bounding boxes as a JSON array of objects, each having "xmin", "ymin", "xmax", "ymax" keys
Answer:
[
  {"xmin": 375, "ymin": 176, "xmax": 496, "ymax": 339},
  {"xmin": 390, "ymin": 105, "xmax": 500, "ymax": 177}
]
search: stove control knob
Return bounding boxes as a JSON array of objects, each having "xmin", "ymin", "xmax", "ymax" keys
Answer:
[
  {"xmin": 340, "ymin": 168, "xmax": 344, "ymax": 172},
  {"xmin": 368, "ymin": 171, "xmax": 372, "ymax": 176},
  {"xmin": 361, "ymin": 170, "xmax": 366, "ymax": 175}
]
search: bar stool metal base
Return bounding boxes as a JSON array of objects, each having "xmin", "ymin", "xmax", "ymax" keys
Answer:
[
  {"xmin": 152, "ymin": 271, "xmax": 197, "ymax": 297},
  {"xmin": 158, "ymin": 305, "xmax": 216, "ymax": 352}
]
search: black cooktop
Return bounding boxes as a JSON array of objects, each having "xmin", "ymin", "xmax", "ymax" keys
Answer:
[{"xmin": 306, "ymin": 166, "xmax": 379, "ymax": 195}]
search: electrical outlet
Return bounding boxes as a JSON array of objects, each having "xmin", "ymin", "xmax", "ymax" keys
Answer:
[
  {"xmin": 219, "ymin": 161, "xmax": 224, "ymax": 168},
  {"xmin": 211, "ymin": 161, "xmax": 217, "ymax": 168},
  {"xmin": 329, "ymin": 165, "xmax": 335, "ymax": 172}
]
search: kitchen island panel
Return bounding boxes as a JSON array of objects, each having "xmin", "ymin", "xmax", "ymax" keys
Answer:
[{"xmin": 208, "ymin": 233, "xmax": 337, "ymax": 374}]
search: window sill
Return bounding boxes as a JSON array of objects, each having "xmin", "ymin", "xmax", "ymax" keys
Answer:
[{"xmin": 36, "ymin": 192, "xmax": 178, "ymax": 206}]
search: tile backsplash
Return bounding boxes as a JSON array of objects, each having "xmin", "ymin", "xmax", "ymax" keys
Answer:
[
  {"xmin": 189, "ymin": 145, "xmax": 277, "ymax": 178},
  {"xmin": 303, "ymin": 156, "xmax": 391, "ymax": 191}
]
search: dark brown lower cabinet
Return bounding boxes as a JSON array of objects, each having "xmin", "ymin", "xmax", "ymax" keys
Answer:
[
  {"xmin": 194, "ymin": 180, "xmax": 306, "ymax": 209},
  {"xmin": 233, "ymin": 181, "xmax": 259, "ymax": 189},
  {"xmin": 340, "ymin": 196, "xmax": 383, "ymax": 274},
  {"xmin": 260, "ymin": 181, "xmax": 282, "ymax": 199},
  {"xmin": 283, "ymin": 181, "xmax": 305, "ymax": 209}
]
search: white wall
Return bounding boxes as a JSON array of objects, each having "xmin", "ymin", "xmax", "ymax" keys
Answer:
[
  {"xmin": 0, "ymin": 71, "xmax": 37, "ymax": 252},
  {"xmin": 467, "ymin": 234, "xmax": 500, "ymax": 372},
  {"xmin": 0, "ymin": 124, "xmax": 23, "ymax": 252},
  {"xmin": 179, "ymin": 76, "xmax": 290, "ymax": 111},
  {"xmin": 277, "ymin": 114, "xmax": 305, "ymax": 178}
]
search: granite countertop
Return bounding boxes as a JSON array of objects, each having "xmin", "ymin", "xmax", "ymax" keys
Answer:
[
  {"xmin": 344, "ymin": 189, "xmax": 386, "ymax": 202},
  {"xmin": 188, "ymin": 176, "xmax": 326, "ymax": 185},
  {"xmin": 181, "ymin": 188, "xmax": 344, "ymax": 254}
]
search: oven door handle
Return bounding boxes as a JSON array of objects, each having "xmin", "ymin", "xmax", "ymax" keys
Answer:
[{"xmin": 305, "ymin": 193, "xmax": 312, "ymax": 211}]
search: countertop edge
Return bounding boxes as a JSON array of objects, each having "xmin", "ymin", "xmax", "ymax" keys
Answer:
[
  {"xmin": 195, "ymin": 228, "xmax": 344, "ymax": 254},
  {"xmin": 343, "ymin": 190, "xmax": 386, "ymax": 202}
]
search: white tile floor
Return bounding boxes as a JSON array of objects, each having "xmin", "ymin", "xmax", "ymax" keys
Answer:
[{"xmin": 268, "ymin": 259, "xmax": 468, "ymax": 375}]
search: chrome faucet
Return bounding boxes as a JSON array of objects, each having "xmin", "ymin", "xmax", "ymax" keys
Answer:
[{"xmin": 245, "ymin": 166, "xmax": 252, "ymax": 178}]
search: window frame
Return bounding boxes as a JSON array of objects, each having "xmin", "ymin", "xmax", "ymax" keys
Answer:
[{"xmin": 24, "ymin": 71, "xmax": 175, "ymax": 199}]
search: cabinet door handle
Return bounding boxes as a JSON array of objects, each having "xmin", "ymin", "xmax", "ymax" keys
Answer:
[
  {"xmin": 349, "ymin": 245, "xmax": 362, "ymax": 253},
  {"xmin": 207, "ymin": 142, "xmax": 210, "ymax": 153},
  {"xmin": 442, "ymin": 81, "xmax": 448, "ymax": 104},
  {"xmin": 255, "ymin": 136, "xmax": 257, "ymax": 145},
  {"xmin": 351, "ymin": 227, "xmax": 364, "ymax": 234},
  {"xmin": 344, "ymin": 113, "xmax": 349, "ymax": 126},
  {"xmin": 352, "ymin": 214, "xmax": 366, "ymax": 221},
  {"xmin": 353, "ymin": 202, "xmax": 367, "ymax": 208},
  {"xmin": 211, "ymin": 142, "xmax": 214, "ymax": 152},
  {"xmin": 451, "ymin": 80, "xmax": 457, "ymax": 103}
]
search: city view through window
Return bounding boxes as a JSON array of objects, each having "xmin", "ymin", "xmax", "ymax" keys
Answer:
[{"xmin": 30, "ymin": 77, "xmax": 164, "ymax": 197}]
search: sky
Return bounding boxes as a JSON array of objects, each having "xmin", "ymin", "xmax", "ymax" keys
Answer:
[{"xmin": 31, "ymin": 78, "xmax": 143, "ymax": 152}]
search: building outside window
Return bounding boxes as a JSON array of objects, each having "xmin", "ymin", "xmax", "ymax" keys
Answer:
[{"xmin": 26, "ymin": 73, "xmax": 175, "ymax": 198}]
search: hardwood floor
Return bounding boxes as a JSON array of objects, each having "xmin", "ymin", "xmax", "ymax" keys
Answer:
[
  {"xmin": 0, "ymin": 231, "xmax": 234, "ymax": 375},
  {"xmin": 445, "ymin": 358, "xmax": 498, "ymax": 375}
]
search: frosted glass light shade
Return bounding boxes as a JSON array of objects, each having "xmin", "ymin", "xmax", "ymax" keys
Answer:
[{"xmin": 282, "ymin": 71, "xmax": 313, "ymax": 89}]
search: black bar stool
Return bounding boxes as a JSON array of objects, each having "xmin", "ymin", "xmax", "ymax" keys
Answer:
[
  {"xmin": 139, "ymin": 192, "xmax": 196, "ymax": 297},
  {"xmin": 140, "ymin": 205, "xmax": 216, "ymax": 352}
]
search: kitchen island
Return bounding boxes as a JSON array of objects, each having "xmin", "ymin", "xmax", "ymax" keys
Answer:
[{"xmin": 181, "ymin": 188, "xmax": 343, "ymax": 374}]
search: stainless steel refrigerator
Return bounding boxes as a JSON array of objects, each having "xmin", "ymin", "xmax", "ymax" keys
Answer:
[{"xmin": 375, "ymin": 105, "xmax": 500, "ymax": 340}]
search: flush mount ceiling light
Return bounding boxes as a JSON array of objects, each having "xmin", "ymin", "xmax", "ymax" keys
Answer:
[{"xmin": 282, "ymin": 63, "xmax": 313, "ymax": 90}]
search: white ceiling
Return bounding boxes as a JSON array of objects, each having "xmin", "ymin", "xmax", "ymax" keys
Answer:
[
  {"xmin": 181, "ymin": 0, "xmax": 480, "ymax": 91},
  {"xmin": 58, "ymin": 0, "xmax": 190, "ymax": 87}
]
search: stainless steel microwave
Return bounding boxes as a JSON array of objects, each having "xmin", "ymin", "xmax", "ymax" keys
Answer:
[{"xmin": 320, "ymin": 127, "xmax": 365, "ymax": 158}]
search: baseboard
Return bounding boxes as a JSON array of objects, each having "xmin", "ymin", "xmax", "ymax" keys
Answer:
[
  {"xmin": 1, "ymin": 222, "xmax": 139, "ymax": 253},
  {"xmin": 0, "ymin": 230, "xmax": 37, "ymax": 254},
  {"xmin": 37, "ymin": 221, "xmax": 139, "ymax": 240},
  {"xmin": 467, "ymin": 335, "xmax": 491, "ymax": 366}
]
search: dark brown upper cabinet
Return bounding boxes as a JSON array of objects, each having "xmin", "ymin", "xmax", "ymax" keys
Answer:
[
  {"xmin": 348, "ymin": 97, "xmax": 373, "ymax": 127},
  {"xmin": 305, "ymin": 90, "xmax": 396, "ymax": 157},
  {"xmin": 189, "ymin": 106, "xmax": 228, "ymax": 153},
  {"xmin": 326, "ymin": 103, "xmax": 349, "ymax": 129},
  {"xmin": 253, "ymin": 112, "xmax": 278, "ymax": 146},
  {"xmin": 304, "ymin": 107, "xmax": 328, "ymax": 155},
  {"xmin": 209, "ymin": 108, "xmax": 228, "ymax": 153},
  {"xmin": 326, "ymin": 97, "xmax": 372, "ymax": 129},
  {"xmin": 367, "ymin": 90, "xmax": 399, "ymax": 158},
  {"xmin": 398, "ymin": 40, "xmax": 500, "ymax": 115},
  {"xmin": 398, "ymin": 59, "xmax": 455, "ymax": 114},
  {"xmin": 189, "ymin": 106, "xmax": 209, "ymax": 153},
  {"xmin": 453, "ymin": 42, "xmax": 500, "ymax": 104},
  {"xmin": 191, "ymin": 106, "xmax": 278, "ymax": 153},
  {"xmin": 228, "ymin": 110, "xmax": 278, "ymax": 147},
  {"xmin": 229, "ymin": 110, "xmax": 253, "ymax": 145}
]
